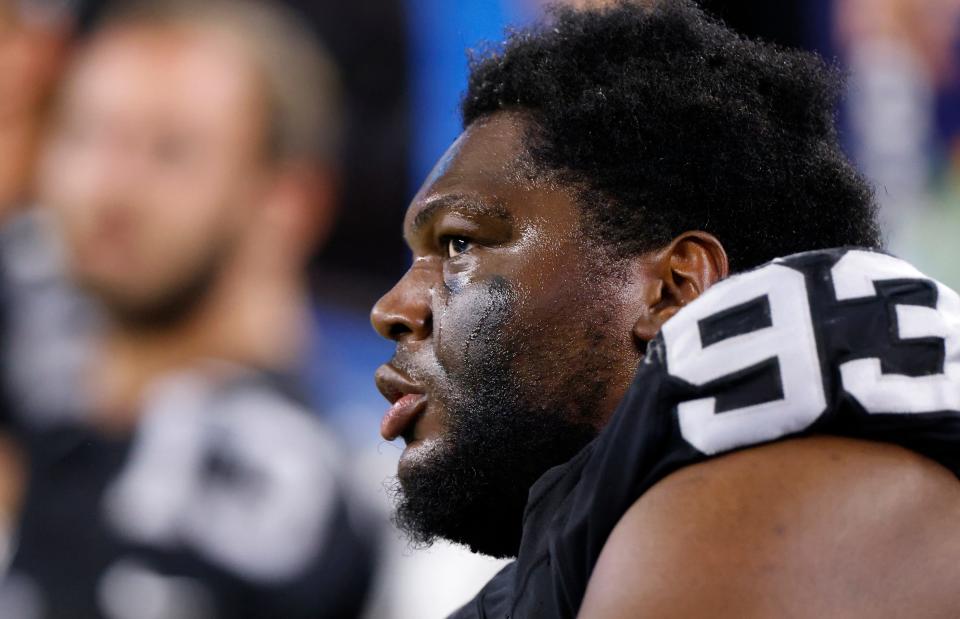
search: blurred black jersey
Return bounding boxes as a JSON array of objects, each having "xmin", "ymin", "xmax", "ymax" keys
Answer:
[
  {"xmin": 4, "ymin": 368, "xmax": 375, "ymax": 619},
  {"xmin": 452, "ymin": 248, "xmax": 960, "ymax": 619}
]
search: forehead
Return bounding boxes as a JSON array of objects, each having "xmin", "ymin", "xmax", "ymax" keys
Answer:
[
  {"xmin": 405, "ymin": 113, "xmax": 545, "ymax": 231},
  {"xmin": 61, "ymin": 24, "xmax": 259, "ymax": 134}
]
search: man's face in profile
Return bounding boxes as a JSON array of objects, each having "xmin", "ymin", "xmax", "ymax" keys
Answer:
[
  {"xmin": 372, "ymin": 112, "xmax": 647, "ymax": 557},
  {"xmin": 39, "ymin": 25, "xmax": 269, "ymax": 327}
]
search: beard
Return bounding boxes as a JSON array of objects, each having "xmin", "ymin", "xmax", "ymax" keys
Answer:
[{"xmin": 390, "ymin": 277, "xmax": 612, "ymax": 559}]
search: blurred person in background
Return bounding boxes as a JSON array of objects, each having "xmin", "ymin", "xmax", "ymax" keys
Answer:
[
  {"xmin": 0, "ymin": 0, "xmax": 71, "ymax": 222},
  {"xmin": 836, "ymin": 0, "xmax": 960, "ymax": 286},
  {"xmin": 0, "ymin": 1, "xmax": 375, "ymax": 617},
  {"xmin": 0, "ymin": 0, "xmax": 77, "ymax": 563}
]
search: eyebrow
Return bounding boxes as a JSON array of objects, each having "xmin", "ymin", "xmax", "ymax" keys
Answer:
[{"xmin": 409, "ymin": 195, "xmax": 513, "ymax": 235}]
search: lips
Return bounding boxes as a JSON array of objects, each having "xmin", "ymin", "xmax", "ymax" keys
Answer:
[
  {"xmin": 381, "ymin": 392, "xmax": 428, "ymax": 441},
  {"xmin": 375, "ymin": 364, "xmax": 428, "ymax": 441}
]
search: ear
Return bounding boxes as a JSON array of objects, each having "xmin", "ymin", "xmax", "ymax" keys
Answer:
[
  {"xmin": 632, "ymin": 231, "xmax": 729, "ymax": 344},
  {"xmin": 258, "ymin": 162, "xmax": 340, "ymax": 261}
]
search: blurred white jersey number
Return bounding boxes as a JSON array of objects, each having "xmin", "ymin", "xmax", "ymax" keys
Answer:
[{"xmin": 103, "ymin": 372, "xmax": 338, "ymax": 584}]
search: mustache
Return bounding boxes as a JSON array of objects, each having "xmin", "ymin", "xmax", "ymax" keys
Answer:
[
  {"xmin": 388, "ymin": 353, "xmax": 424, "ymax": 379},
  {"xmin": 387, "ymin": 351, "xmax": 449, "ymax": 393}
]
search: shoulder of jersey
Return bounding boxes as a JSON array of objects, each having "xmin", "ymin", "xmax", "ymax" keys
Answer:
[{"xmin": 657, "ymin": 246, "xmax": 960, "ymax": 455}]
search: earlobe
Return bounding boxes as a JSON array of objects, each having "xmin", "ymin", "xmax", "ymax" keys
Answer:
[
  {"xmin": 631, "ymin": 274, "xmax": 670, "ymax": 345},
  {"xmin": 261, "ymin": 164, "xmax": 339, "ymax": 258}
]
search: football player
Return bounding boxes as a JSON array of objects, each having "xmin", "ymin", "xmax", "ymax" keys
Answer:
[{"xmin": 371, "ymin": 2, "xmax": 960, "ymax": 617}]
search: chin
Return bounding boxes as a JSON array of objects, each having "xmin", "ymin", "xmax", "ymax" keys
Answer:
[
  {"xmin": 93, "ymin": 287, "xmax": 192, "ymax": 331},
  {"xmin": 392, "ymin": 442, "xmax": 526, "ymax": 559},
  {"xmin": 397, "ymin": 436, "xmax": 446, "ymax": 478}
]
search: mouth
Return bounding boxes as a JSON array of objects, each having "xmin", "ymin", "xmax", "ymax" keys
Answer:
[{"xmin": 375, "ymin": 364, "xmax": 428, "ymax": 442}]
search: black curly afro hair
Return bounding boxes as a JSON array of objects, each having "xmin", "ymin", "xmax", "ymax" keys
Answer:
[{"xmin": 462, "ymin": 0, "xmax": 881, "ymax": 272}]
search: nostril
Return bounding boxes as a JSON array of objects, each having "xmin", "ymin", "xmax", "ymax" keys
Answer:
[{"xmin": 389, "ymin": 322, "xmax": 412, "ymax": 340}]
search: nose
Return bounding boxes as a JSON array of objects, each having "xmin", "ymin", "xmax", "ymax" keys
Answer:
[{"xmin": 371, "ymin": 267, "xmax": 433, "ymax": 342}]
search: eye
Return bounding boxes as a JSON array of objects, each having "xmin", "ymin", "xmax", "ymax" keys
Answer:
[{"xmin": 445, "ymin": 236, "xmax": 473, "ymax": 258}]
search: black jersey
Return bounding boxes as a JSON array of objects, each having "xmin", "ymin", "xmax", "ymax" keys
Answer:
[
  {"xmin": 451, "ymin": 248, "xmax": 960, "ymax": 619},
  {"xmin": 3, "ymin": 367, "xmax": 375, "ymax": 619}
]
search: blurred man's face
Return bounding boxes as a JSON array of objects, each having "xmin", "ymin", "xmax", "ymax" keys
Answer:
[{"xmin": 40, "ymin": 26, "xmax": 269, "ymax": 326}]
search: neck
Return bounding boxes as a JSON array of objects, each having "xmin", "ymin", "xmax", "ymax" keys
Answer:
[{"xmin": 91, "ymin": 267, "xmax": 309, "ymax": 432}]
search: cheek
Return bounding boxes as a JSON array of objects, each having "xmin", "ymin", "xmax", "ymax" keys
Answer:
[
  {"xmin": 98, "ymin": 184, "xmax": 239, "ymax": 297},
  {"xmin": 442, "ymin": 258, "xmax": 473, "ymax": 295},
  {"xmin": 142, "ymin": 158, "xmax": 248, "ymax": 247},
  {"xmin": 141, "ymin": 196, "xmax": 237, "ymax": 285},
  {"xmin": 508, "ymin": 265, "xmax": 621, "ymax": 364},
  {"xmin": 434, "ymin": 275, "xmax": 516, "ymax": 377},
  {"xmin": 40, "ymin": 146, "xmax": 104, "ymax": 259},
  {"xmin": 156, "ymin": 191, "xmax": 224, "ymax": 239}
]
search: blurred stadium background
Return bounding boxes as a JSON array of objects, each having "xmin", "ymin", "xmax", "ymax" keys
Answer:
[{"xmin": 1, "ymin": 0, "xmax": 958, "ymax": 617}]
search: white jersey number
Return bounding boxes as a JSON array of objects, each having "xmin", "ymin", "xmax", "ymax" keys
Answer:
[
  {"xmin": 832, "ymin": 251, "xmax": 960, "ymax": 413},
  {"xmin": 663, "ymin": 265, "xmax": 826, "ymax": 455},
  {"xmin": 663, "ymin": 251, "xmax": 960, "ymax": 455}
]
